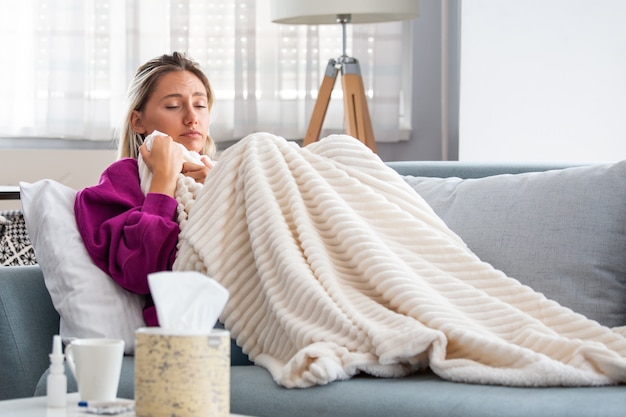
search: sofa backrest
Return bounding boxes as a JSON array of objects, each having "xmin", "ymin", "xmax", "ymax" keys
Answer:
[
  {"xmin": 398, "ymin": 161, "xmax": 626, "ymax": 328},
  {"xmin": 386, "ymin": 161, "xmax": 581, "ymax": 179}
]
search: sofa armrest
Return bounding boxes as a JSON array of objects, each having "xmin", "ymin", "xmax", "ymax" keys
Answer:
[{"xmin": 0, "ymin": 265, "xmax": 59, "ymax": 399}]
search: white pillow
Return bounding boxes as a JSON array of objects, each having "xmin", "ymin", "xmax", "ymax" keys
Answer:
[{"xmin": 20, "ymin": 179, "xmax": 145, "ymax": 354}]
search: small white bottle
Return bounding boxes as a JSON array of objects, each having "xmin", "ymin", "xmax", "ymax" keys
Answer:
[{"xmin": 47, "ymin": 335, "xmax": 67, "ymax": 408}]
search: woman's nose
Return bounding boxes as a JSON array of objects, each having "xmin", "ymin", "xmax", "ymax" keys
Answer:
[{"xmin": 184, "ymin": 107, "xmax": 199, "ymax": 126}]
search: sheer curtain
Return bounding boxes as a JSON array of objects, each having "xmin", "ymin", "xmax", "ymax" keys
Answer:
[{"xmin": 0, "ymin": 0, "xmax": 412, "ymax": 144}]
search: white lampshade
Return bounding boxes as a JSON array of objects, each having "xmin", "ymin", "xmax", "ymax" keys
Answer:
[{"xmin": 271, "ymin": 0, "xmax": 419, "ymax": 25}]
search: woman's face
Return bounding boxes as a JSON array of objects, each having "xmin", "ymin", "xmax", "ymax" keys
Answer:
[{"xmin": 131, "ymin": 70, "xmax": 210, "ymax": 153}]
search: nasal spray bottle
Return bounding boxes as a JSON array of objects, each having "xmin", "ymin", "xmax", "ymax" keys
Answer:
[{"xmin": 47, "ymin": 335, "xmax": 67, "ymax": 408}]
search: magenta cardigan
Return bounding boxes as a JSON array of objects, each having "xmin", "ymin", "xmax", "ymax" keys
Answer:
[{"xmin": 74, "ymin": 158, "xmax": 179, "ymax": 326}]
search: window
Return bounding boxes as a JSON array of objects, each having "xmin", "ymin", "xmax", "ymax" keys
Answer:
[{"xmin": 0, "ymin": 0, "xmax": 412, "ymax": 144}]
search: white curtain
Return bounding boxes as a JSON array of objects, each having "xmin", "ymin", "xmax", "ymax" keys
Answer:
[{"xmin": 0, "ymin": 0, "xmax": 411, "ymax": 143}]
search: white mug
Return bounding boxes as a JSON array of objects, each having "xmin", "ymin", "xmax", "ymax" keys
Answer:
[{"xmin": 65, "ymin": 338, "xmax": 124, "ymax": 402}]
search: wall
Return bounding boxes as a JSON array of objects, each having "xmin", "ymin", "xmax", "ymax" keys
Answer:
[
  {"xmin": 0, "ymin": 149, "xmax": 116, "ymax": 210},
  {"xmin": 378, "ymin": 0, "xmax": 459, "ymax": 162},
  {"xmin": 459, "ymin": 0, "xmax": 626, "ymax": 162}
]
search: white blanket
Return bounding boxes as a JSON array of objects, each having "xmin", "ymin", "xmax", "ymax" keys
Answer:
[{"xmin": 144, "ymin": 132, "xmax": 626, "ymax": 388}]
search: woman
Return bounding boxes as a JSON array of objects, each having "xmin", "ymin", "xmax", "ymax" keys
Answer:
[{"xmin": 74, "ymin": 52, "xmax": 216, "ymax": 326}]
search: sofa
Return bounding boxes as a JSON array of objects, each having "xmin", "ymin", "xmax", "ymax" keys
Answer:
[{"xmin": 1, "ymin": 161, "xmax": 625, "ymax": 417}]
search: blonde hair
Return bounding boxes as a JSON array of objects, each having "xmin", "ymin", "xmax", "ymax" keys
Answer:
[{"xmin": 117, "ymin": 52, "xmax": 216, "ymax": 159}]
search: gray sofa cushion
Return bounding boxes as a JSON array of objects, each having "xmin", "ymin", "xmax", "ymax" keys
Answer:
[
  {"xmin": 227, "ymin": 366, "xmax": 626, "ymax": 417},
  {"xmin": 36, "ymin": 363, "xmax": 626, "ymax": 417},
  {"xmin": 403, "ymin": 161, "xmax": 626, "ymax": 328}
]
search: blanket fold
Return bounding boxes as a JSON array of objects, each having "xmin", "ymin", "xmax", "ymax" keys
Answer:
[{"xmin": 143, "ymin": 132, "xmax": 626, "ymax": 388}]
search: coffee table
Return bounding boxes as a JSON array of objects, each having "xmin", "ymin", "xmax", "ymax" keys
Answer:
[{"xmin": 0, "ymin": 393, "xmax": 253, "ymax": 416}]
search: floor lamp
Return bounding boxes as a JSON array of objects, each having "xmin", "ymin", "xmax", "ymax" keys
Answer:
[{"xmin": 271, "ymin": 0, "xmax": 419, "ymax": 153}]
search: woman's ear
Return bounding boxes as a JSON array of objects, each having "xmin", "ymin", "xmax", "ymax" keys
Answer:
[{"xmin": 130, "ymin": 110, "xmax": 147, "ymax": 135}]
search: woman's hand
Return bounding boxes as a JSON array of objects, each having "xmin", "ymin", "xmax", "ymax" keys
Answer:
[
  {"xmin": 182, "ymin": 156, "xmax": 213, "ymax": 184},
  {"xmin": 139, "ymin": 134, "xmax": 184, "ymax": 197}
]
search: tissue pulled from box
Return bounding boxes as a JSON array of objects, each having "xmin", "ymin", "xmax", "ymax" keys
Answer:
[
  {"xmin": 144, "ymin": 130, "xmax": 210, "ymax": 166},
  {"xmin": 148, "ymin": 271, "xmax": 229, "ymax": 333}
]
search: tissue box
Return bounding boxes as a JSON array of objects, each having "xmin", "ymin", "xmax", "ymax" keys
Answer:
[{"xmin": 135, "ymin": 328, "xmax": 230, "ymax": 417}]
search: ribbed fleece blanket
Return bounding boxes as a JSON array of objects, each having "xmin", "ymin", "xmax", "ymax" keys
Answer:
[{"xmin": 143, "ymin": 132, "xmax": 626, "ymax": 388}]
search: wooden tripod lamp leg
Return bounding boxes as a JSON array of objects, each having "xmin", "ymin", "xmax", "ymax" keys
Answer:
[
  {"xmin": 341, "ymin": 61, "xmax": 377, "ymax": 153},
  {"xmin": 303, "ymin": 57, "xmax": 377, "ymax": 154},
  {"xmin": 303, "ymin": 60, "xmax": 339, "ymax": 147}
]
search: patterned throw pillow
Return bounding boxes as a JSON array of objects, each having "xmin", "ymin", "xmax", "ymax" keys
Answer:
[{"xmin": 0, "ymin": 210, "xmax": 37, "ymax": 266}]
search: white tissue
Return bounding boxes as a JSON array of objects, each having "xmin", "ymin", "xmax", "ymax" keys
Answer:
[
  {"xmin": 148, "ymin": 271, "xmax": 229, "ymax": 334},
  {"xmin": 144, "ymin": 130, "xmax": 207, "ymax": 166},
  {"xmin": 139, "ymin": 130, "xmax": 215, "ymax": 195}
]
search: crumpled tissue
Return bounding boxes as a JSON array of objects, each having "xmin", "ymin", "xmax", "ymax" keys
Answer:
[
  {"xmin": 148, "ymin": 271, "xmax": 229, "ymax": 334},
  {"xmin": 139, "ymin": 130, "xmax": 215, "ymax": 195},
  {"xmin": 144, "ymin": 130, "xmax": 209, "ymax": 166}
]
